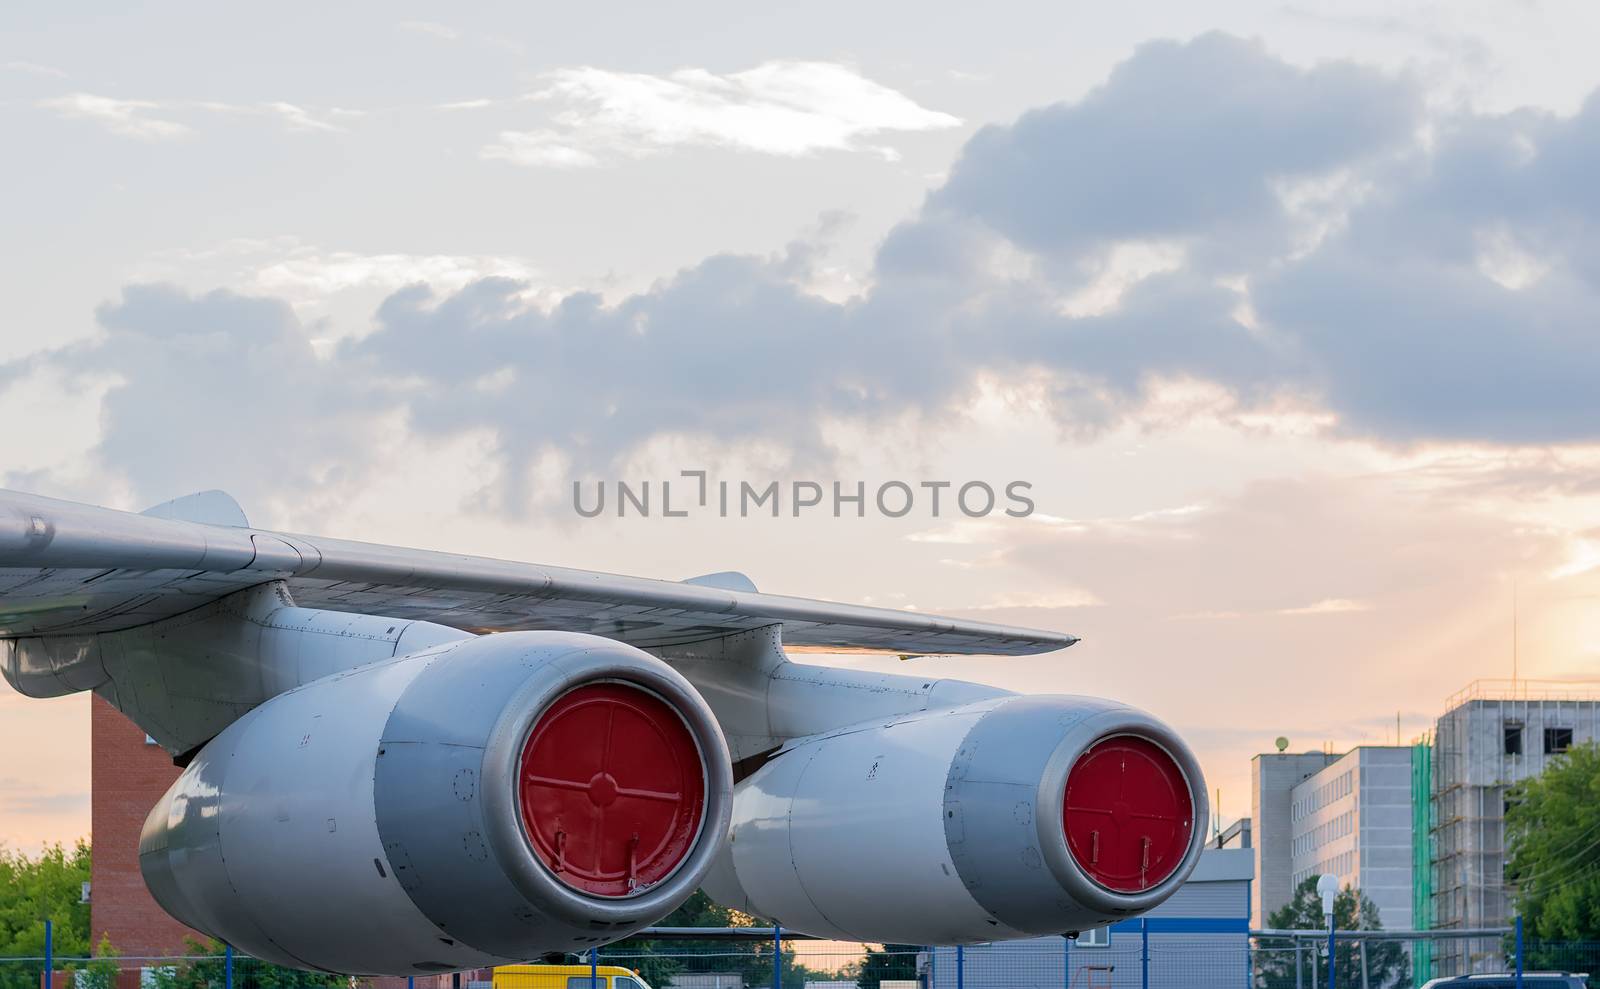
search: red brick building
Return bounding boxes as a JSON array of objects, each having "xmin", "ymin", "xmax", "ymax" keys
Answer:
[{"xmin": 89, "ymin": 695, "xmax": 201, "ymax": 957}]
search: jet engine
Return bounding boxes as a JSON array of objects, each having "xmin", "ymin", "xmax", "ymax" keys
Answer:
[
  {"xmin": 138, "ymin": 631, "xmax": 733, "ymax": 975},
  {"xmin": 703, "ymin": 695, "xmax": 1206, "ymax": 944}
]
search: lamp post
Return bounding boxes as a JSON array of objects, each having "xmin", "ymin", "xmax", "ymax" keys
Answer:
[{"xmin": 1317, "ymin": 875, "xmax": 1340, "ymax": 989}]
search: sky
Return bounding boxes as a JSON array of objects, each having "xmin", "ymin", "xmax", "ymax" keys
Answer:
[{"xmin": 3, "ymin": 0, "xmax": 1600, "ymax": 855}]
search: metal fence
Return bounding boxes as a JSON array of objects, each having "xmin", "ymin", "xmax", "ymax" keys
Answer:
[
  {"xmin": 4, "ymin": 924, "xmax": 1599, "ymax": 989},
  {"xmin": 1250, "ymin": 931, "xmax": 1600, "ymax": 989}
]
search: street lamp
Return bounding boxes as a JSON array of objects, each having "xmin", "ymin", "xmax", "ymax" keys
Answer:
[{"xmin": 1317, "ymin": 875, "xmax": 1340, "ymax": 989}]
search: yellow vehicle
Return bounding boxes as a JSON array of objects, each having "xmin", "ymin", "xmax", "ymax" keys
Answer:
[{"xmin": 492, "ymin": 964, "xmax": 655, "ymax": 989}]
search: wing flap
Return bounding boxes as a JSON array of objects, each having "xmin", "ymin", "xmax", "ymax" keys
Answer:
[{"xmin": 0, "ymin": 489, "xmax": 1077, "ymax": 655}]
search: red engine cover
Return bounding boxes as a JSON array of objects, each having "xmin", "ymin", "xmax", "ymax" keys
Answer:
[
  {"xmin": 1062, "ymin": 734, "xmax": 1193, "ymax": 893},
  {"xmin": 518, "ymin": 682, "xmax": 707, "ymax": 897}
]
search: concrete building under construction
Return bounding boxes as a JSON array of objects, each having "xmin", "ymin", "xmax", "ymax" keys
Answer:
[{"xmin": 1428, "ymin": 680, "xmax": 1600, "ymax": 976}]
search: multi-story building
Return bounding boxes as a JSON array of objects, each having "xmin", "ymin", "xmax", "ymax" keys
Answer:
[
  {"xmin": 1253, "ymin": 747, "xmax": 1416, "ymax": 930},
  {"xmin": 1251, "ymin": 750, "xmax": 1338, "ymax": 926},
  {"xmin": 1429, "ymin": 680, "xmax": 1600, "ymax": 976},
  {"xmin": 1288, "ymin": 747, "xmax": 1416, "ymax": 930}
]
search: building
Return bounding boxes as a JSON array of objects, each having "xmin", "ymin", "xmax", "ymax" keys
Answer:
[
  {"xmin": 926, "ymin": 848, "xmax": 1253, "ymax": 989},
  {"xmin": 89, "ymin": 694, "xmax": 200, "ymax": 956},
  {"xmin": 1429, "ymin": 680, "xmax": 1600, "ymax": 976},
  {"xmin": 1252, "ymin": 746, "xmax": 1420, "ymax": 931},
  {"xmin": 1288, "ymin": 747, "xmax": 1417, "ymax": 931},
  {"xmin": 1250, "ymin": 750, "xmax": 1337, "ymax": 926}
]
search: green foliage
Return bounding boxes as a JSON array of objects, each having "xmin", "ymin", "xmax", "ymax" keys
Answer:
[
  {"xmin": 0, "ymin": 841, "xmax": 93, "ymax": 989},
  {"xmin": 1256, "ymin": 877, "xmax": 1408, "ymax": 989},
  {"xmin": 78, "ymin": 938, "xmax": 121, "ymax": 989},
  {"xmin": 147, "ymin": 938, "xmax": 346, "ymax": 989},
  {"xmin": 852, "ymin": 944, "xmax": 919, "ymax": 989},
  {"xmin": 0, "ymin": 841, "xmax": 93, "ymax": 958},
  {"xmin": 603, "ymin": 890, "xmax": 736, "ymax": 987},
  {"xmin": 600, "ymin": 890, "xmax": 822, "ymax": 989},
  {"xmin": 1507, "ymin": 742, "xmax": 1600, "ymax": 943}
]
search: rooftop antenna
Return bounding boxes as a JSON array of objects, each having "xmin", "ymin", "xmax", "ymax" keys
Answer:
[{"xmin": 1275, "ymin": 737, "xmax": 1289, "ymax": 753}]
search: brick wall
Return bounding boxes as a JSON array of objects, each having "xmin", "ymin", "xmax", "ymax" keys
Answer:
[{"xmin": 90, "ymin": 694, "xmax": 202, "ymax": 956}]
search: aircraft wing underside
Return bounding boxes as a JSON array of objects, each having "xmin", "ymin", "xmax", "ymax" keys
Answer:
[{"xmin": 0, "ymin": 488, "xmax": 1076, "ymax": 654}]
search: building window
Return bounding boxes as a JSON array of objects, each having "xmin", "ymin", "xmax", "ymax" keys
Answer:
[
  {"xmin": 1504, "ymin": 724, "xmax": 1523, "ymax": 756},
  {"xmin": 1544, "ymin": 727, "xmax": 1574, "ymax": 754},
  {"xmin": 1074, "ymin": 927, "xmax": 1110, "ymax": 947}
]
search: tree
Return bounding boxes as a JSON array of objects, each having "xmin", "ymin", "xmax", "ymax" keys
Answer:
[
  {"xmin": 1506, "ymin": 742, "xmax": 1600, "ymax": 944},
  {"xmin": 1256, "ymin": 878, "xmax": 1409, "ymax": 989},
  {"xmin": 601, "ymin": 891, "xmax": 822, "ymax": 989},
  {"xmin": 853, "ymin": 944, "xmax": 919, "ymax": 989},
  {"xmin": 147, "ymin": 937, "xmax": 345, "ymax": 989},
  {"xmin": 602, "ymin": 890, "xmax": 741, "ymax": 987},
  {"xmin": 0, "ymin": 841, "xmax": 93, "ymax": 989},
  {"xmin": 78, "ymin": 938, "xmax": 122, "ymax": 989}
]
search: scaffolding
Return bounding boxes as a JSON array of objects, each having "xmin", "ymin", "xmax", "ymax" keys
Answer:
[
  {"xmin": 1428, "ymin": 680, "xmax": 1600, "ymax": 976},
  {"xmin": 1411, "ymin": 739, "xmax": 1433, "ymax": 984}
]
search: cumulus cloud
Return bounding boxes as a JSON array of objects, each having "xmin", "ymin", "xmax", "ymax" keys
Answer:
[
  {"xmin": 483, "ymin": 60, "xmax": 961, "ymax": 167},
  {"xmin": 11, "ymin": 33, "xmax": 1600, "ymax": 513},
  {"xmin": 931, "ymin": 33, "xmax": 1420, "ymax": 265},
  {"xmin": 26, "ymin": 286, "xmax": 387, "ymax": 515}
]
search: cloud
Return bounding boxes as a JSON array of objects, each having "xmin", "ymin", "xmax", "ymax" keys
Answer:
[
  {"xmin": 482, "ymin": 131, "xmax": 602, "ymax": 168},
  {"xmin": 194, "ymin": 99, "xmax": 356, "ymax": 133},
  {"xmin": 19, "ymin": 285, "xmax": 389, "ymax": 517},
  {"xmin": 397, "ymin": 19, "xmax": 460, "ymax": 41},
  {"xmin": 250, "ymin": 249, "xmax": 539, "ymax": 298},
  {"xmin": 39, "ymin": 93, "xmax": 190, "ymax": 141},
  {"xmin": 483, "ymin": 60, "xmax": 961, "ymax": 167},
  {"xmin": 931, "ymin": 33, "xmax": 1420, "ymax": 265},
  {"xmin": 7, "ymin": 60, "xmax": 68, "ymax": 79},
  {"xmin": 1276, "ymin": 597, "xmax": 1372, "ymax": 615},
  {"xmin": 39, "ymin": 93, "xmax": 353, "ymax": 139},
  {"xmin": 263, "ymin": 101, "xmax": 354, "ymax": 133},
  {"xmin": 13, "ymin": 34, "xmax": 1600, "ymax": 513}
]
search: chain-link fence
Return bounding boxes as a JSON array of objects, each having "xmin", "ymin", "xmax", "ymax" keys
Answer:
[{"xmin": 5, "ymin": 927, "xmax": 1599, "ymax": 989}]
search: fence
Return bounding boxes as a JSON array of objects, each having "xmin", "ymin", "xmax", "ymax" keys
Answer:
[
  {"xmin": 1251, "ymin": 926, "xmax": 1600, "ymax": 989},
  {"xmin": 5, "ymin": 923, "xmax": 1600, "ymax": 989}
]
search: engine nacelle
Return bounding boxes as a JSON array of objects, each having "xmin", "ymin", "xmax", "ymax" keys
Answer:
[
  {"xmin": 703, "ymin": 695, "xmax": 1206, "ymax": 943},
  {"xmin": 139, "ymin": 631, "xmax": 733, "ymax": 975}
]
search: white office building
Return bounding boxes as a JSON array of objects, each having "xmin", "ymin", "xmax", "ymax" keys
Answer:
[
  {"xmin": 1252, "ymin": 746, "xmax": 1415, "ymax": 930},
  {"xmin": 1251, "ymin": 750, "xmax": 1337, "ymax": 926},
  {"xmin": 1288, "ymin": 747, "xmax": 1415, "ymax": 930}
]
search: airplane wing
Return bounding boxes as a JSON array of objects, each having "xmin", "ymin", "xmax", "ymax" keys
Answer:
[{"xmin": 0, "ymin": 489, "xmax": 1076, "ymax": 655}]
